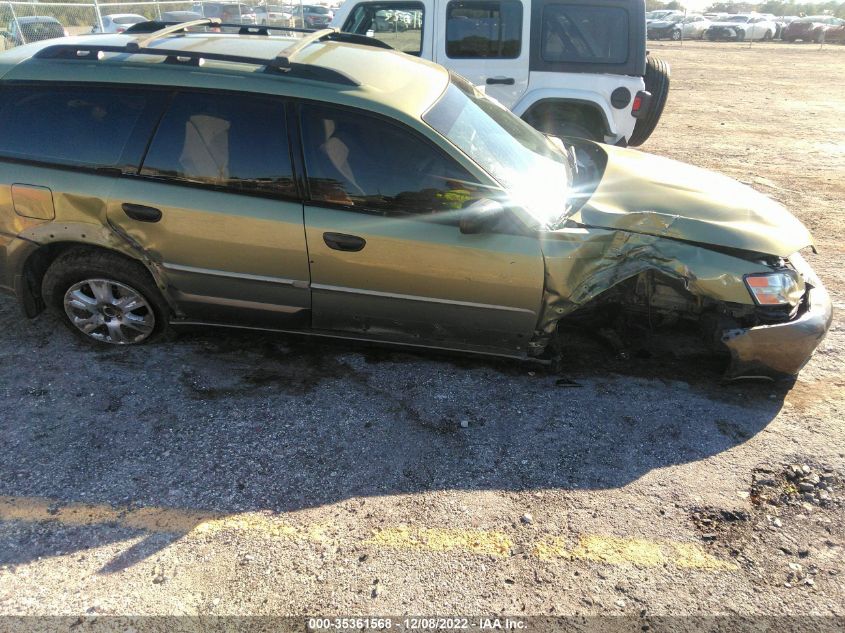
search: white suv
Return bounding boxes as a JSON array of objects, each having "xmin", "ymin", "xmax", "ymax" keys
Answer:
[{"xmin": 332, "ymin": 0, "xmax": 669, "ymax": 146}]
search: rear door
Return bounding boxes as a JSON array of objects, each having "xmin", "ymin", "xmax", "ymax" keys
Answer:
[
  {"xmin": 296, "ymin": 102, "xmax": 544, "ymax": 355},
  {"xmin": 106, "ymin": 90, "xmax": 311, "ymax": 329},
  {"xmin": 434, "ymin": 0, "xmax": 529, "ymax": 108}
]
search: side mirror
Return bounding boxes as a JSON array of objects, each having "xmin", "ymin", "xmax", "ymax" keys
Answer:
[{"xmin": 459, "ymin": 198, "xmax": 506, "ymax": 235}]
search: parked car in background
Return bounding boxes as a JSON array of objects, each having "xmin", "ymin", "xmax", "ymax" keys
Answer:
[
  {"xmin": 254, "ymin": 4, "xmax": 292, "ymax": 24},
  {"xmin": 705, "ymin": 14, "xmax": 777, "ymax": 41},
  {"xmin": 782, "ymin": 15, "xmax": 845, "ymax": 42},
  {"xmin": 818, "ymin": 20, "xmax": 845, "ymax": 43},
  {"xmin": 758, "ymin": 13, "xmax": 786, "ymax": 38},
  {"xmin": 2, "ymin": 16, "xmax": 66, "ymax": 46},
  {"xmin": 191, "ymin": 2, "xmax": 257, "ymax": 23},
  {"xmin": 290, "ymin": 4, "xmax": 334, "ymax": 27},
  {"xmin": 92, "ymin": 13, "xmax": 147, "ymax": 34},
  {"xmin": 646, "ymin": 9, "xmax": 682, "ymax": 24},
  {"xmin": 335, "ymin": 0, "xmax": 671, "ymax": 147},
  {"xmin": 648, "ymin": 14, "xmax": 710, "ymax": 40}
]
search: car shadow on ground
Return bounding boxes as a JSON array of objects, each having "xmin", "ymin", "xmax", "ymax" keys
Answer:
[{"xmin": 0, "ymin": 300, "xmax": 789, "ymax": 572}]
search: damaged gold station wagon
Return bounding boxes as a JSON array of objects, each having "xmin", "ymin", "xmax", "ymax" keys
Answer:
[{"xmin": 0, "ymin": 20, "xmax": 833, "ymax": 379}]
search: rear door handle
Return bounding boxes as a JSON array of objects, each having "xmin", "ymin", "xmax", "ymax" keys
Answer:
[
  {"xmin": 323, "ymin": 232, "xmax": 366, "ymax": 252},
  {"xmin": 486, "ymin": 76, "xmax": 515, "ymax": 85},
  {"xmin": 121, "ymin": 203, "xmax": 162, "ymax": 223}
]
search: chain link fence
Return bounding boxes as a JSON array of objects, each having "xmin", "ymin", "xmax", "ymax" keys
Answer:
[{"xmin": 0, "ymin": 0, "xmax": 267, "ymax": 49}]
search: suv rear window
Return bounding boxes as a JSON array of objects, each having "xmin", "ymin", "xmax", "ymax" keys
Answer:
[
  {"xmin": 446, "ymin": 0, "xmax": 522, "ymax": 58},
  {"xmin": 0, "ymin": 86, "xmax": 147, "ymax": 169},
  {"xmin": 541, "ymin": 4, "xmax": 628, "ymax": 64},
  {"xmin": 140, "ymin": 92, "xmax": 295, "ymax": 197}
]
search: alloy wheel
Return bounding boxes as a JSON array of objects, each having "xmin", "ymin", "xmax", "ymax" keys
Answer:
[{"xmin": 63, "ymin": 278, "xmax": 155, "ymax": 344}]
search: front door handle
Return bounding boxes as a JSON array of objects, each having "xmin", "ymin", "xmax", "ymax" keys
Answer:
[
  {"xmin": 486, "ymin": 76, "xmax": 515, "ymax": 85},
  {"xmin": 323, "ymin": 232, "xmax": 366, "ymax": 252},
  {"xmin": 122, "ymin": 203, "xmax": 162, "ymax": 223}
]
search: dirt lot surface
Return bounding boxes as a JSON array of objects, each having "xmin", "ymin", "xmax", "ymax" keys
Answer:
[{"xmin": 0, "ymin": 41, "xmax": 844, "ymax": 624}]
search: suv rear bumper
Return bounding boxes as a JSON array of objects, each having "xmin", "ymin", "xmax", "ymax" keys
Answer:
[{"xmin": 722, "ymin": 281, "xmax": 833, "ymax": 379}]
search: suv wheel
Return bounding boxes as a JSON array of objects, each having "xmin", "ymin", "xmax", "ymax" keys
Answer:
[
  {"xmin": 671, "ymin": 29, "xmax": 682, "ymax": 41},
  {"xmin": 628, "ymin": 55, "xmax": 670, "ymax": 147},
  {"xmin": 42, "ymin": 249, "xmax": 168, "ymax": 345}
]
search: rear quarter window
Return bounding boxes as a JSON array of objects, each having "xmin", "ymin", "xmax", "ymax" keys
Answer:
[{"xmin": 0, "ymin": 85, "xmax": 149, "ymax": 169}]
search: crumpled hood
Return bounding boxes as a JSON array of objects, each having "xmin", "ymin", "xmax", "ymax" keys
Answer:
[{"xmin": 568, "ymin": 144, "xmax": 814, "ymax": 257}]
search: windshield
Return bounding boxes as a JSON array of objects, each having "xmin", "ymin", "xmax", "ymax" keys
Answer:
[
  {"xmin": 726, "ymin": 16, "xmax": 749, "ymax": 22},
  {"xmin": 423, "ymin": 74, "xmax": 572, "ymax": 228}
]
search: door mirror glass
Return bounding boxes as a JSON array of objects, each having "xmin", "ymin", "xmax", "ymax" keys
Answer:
[{"xmin": 459, "ymin": 198, "xmax": 505, "ymax": 234}]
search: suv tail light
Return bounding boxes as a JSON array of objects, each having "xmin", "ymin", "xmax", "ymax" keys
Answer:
[{"xmin": 632, "ymin": 90, "xmax": 652, "ymax": 119}]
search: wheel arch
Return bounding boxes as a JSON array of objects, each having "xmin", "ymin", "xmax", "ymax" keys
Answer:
[
  {"xmin": 18, "ymin": 241, "xmax": 167, "ymax": 318},
  {"xmin": 518, "ymin": 96, "xmax": 614, "ymax": 138}
]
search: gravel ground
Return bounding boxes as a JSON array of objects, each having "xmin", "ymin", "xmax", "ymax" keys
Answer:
[{"xmin": 0, "ymin": 41, "xmax": 843, "ymax": 623}]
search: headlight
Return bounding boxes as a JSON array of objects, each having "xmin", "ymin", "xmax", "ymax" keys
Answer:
[{"xmin": 744, "ymin": 270, "xmax": 803, "ymax": 306}]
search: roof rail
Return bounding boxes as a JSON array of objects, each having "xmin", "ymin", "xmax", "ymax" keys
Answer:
[
  {"xmin": 121, "ymin": 20, "xmax": 395, "ymax": 53},
  {"xmin": 33, "ymin": 43, "xmax": 361, "ymax": 87},
  {"xmin": 275, "ymin": 28, "xmax": 335, "ymax": 65},
  {"xmin": 124, "ymin": 20, "xmax": 318, "ymax": 36},
  {"xmin": 126, "ymin": 18, "xmax": 220, "ymax": 51}
]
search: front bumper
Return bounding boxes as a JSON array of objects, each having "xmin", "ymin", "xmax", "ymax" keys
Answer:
[{"xmin": 722, "ymin": 279, "xmax": 833, "ymax": 379}]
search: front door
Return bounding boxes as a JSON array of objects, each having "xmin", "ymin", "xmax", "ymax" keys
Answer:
[
  {"xmin": 106, "ymin": 91, "xmax": 310, "ymax": 328},
  {"xmin": 433, "ymin": 0, "xmax": 530, "ymax": 109},
  {"xmin": 296, "ymin": 103, "xmax": 544, "ymax": 355}
]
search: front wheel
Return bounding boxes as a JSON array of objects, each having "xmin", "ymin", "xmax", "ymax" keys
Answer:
[
  {"xmin": 42, "ymin": 249, "xmax": 169, "ymax": 346},
  {"xmin": 671, "ymin": 29, "xmax": 682, "ymax": 41}
]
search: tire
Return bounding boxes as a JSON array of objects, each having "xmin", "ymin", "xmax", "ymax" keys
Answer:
[
  {"xmin": 628, "ymin": 55, "xmax": 670, "ymax": 147},
  {"xmin": 671, "ymin": 29, "xmax": 681, "ymax": 41},
  {"xmin": 42, "ymin": 248, "xmax": 169, "ymax": 346}
]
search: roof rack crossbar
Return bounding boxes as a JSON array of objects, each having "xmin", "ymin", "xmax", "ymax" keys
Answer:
[
  {"xmin": 127, "ymin": 17, "xmax": 220, "ymax": 50},
  {"xmin": 120, "ymin": 21, "xmax": 396, "ymax": 53},
  {"xmin": 275, "ymin": 27, "xmax": 335, "ymax": 66},
  {"xmin": 33, "ymin": 43, "xmax": 360, "ymax": 87},
  {"xmin": 124, "ymin": 20, "xmax": 320, "ymax": 36}
]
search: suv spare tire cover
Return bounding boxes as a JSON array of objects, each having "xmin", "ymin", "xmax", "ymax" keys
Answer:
[{"xmin": 628, "ymin": 55, "xmax": 670, "ymax": 146}]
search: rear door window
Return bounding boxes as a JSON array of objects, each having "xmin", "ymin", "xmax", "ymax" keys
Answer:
[
  {"xmin": 445, "ymin": 0, "xmax": 522, "ymax": 58},
  {"xmin": 541, "ymin": 4, "xmax": 629, "ymax": 64},
  {"xmin": 343, "ymin": 2, "xmax": 425, "ymax": 55},
  {"xmin": 140, "ymin": 92, "xmax": 296, "ymax": 197},
  {"xmin": 0, "ymin": 85, "xmax": 152, "ymax": 169}
]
